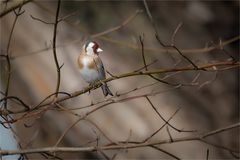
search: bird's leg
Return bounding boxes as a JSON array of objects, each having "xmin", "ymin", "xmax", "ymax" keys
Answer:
[
  {"xmin": 99, "ymin": 80, "xmax": 105, "ymax": 86},
  {"xmin": 88, "ymin": 83, "xmax": 93, "ymax": 94}
]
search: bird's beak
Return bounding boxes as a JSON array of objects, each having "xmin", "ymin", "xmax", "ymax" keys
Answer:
[{"xmin": 97, "ymin": 48, "xmax": 103, "ymax": 53}]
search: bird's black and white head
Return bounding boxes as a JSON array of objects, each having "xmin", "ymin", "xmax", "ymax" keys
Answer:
[{"xmin": 84, "ymin": 41, "xmax": 103, "ymax": 55}]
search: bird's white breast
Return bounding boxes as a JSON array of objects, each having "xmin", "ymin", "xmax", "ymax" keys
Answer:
[{"xmin": 79, "ymin": 57, "xmax": 101, "ymax": 83}]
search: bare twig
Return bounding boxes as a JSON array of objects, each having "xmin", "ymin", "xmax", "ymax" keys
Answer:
[
  {"xmin": 1, "ymin": 83, "xmax": 182, "ymax": 125},
  {"xmin": 3, "ymin": 5, "xmax": 24, "ymax": 109},
  {"xmin": 166, "ymin": 126, "xmax": 173, "ymax": 142},
  {"xmin": 201, "ymin": 123, "xmax": 240, "ymax": 138},
  {"xmin": 0, "ymin": 96, "xmax": 30, "ymax": 110},
  {"xmin": 33, "ymin": 91, "xmax": 71, "ymax": 110},
  {"xmin": 201, "ymin": 139, "xmax": 238, "ymax": 157},
  {"xmin": 0, "ymin": 0, "xmax": 32, "ymax": 18},
  {"xmin": 171, "ymin": 22, "xmax": 183, "ymax": 46},
  {"xmin": 53, "ymin": 86, "xmax": 183, "ymax": 146},
  {"xmin": 1, "ymin": 60, "xmax": 239, "ymax": 116},
  {"xmin": 133, "ymin": 60, "xmax": 158, "ymax": 72},
  {"xmin": 52, "ymin": 0, "xmax": 62, "ymax": 98},
  {"xmin": 198, "ymin": 71, "xmax": 218, "ymax": 90},
  {"xmin": 30, "ymin": 15, "xmax": 54, "ymax": 25},
  {"xmin": 98, "ymin": 150, "xmax": 110, "ymax": 160},
  {"xmin": 58, "ymin": 10, "xmax": 79, "ymax": 22},
  {"xmin": 40, "ymin": 152, "xmax": 63, "ymax": 160},
  {"xmin": 150, "ymin": 145, "xmax": 181, "ymax": 160},
  {"xmin": 139, "ymin": 35, "xmax": 147, "ymax": 71},
  {"xmin": 10, "ymin": 35, "xmax": 240, "ymax": 60},
  {"xmin": 91, "ymin": 10, "xmax": 142, "ymax": 38},
  {"xmin": 142, "ymin": 0, "xmax": 198, "ymax": 69},
  {"xmin": 206, "ymin": 149, "xmax": 209, "ymax": 160},
  {"xmin": 156, "ymin": 34, "xmax": 199, "ymax": 69},
  {"xmin": 143, "ymin": 107, "xmax": 181, "ymax": 142},
  {"xmin": 145, "ymin": 96, "xmax": 195, "ymax": 132},
  {"xmin": 0, "ymin": 122, "xmax": 239, "ymax": 156},
  {"xmin": 139, "ymin": 35, "xmax": 180, "ymax": 86}
]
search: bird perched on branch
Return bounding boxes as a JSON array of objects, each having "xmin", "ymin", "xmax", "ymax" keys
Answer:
[{"xmin": 78, "ymin": 41, "xmax": 113, "ymax": 96}]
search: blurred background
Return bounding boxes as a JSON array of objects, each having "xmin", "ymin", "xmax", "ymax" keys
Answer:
[{"xmin": 0, "ymin": 0, "xmax": 239, "ymax": 159}]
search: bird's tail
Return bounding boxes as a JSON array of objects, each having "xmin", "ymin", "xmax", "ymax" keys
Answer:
[{"xmin": 101, "ymin": 84, "xmax": 113, "ymax": 96}]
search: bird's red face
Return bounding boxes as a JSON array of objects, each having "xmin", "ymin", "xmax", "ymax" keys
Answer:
[
  {"xmin": 85, "ymin": 41, "xmax": 103, "ymax": 55},
  {"xmin": 92, "ymin": 41, "xmax": 99, "ymax": 54}
]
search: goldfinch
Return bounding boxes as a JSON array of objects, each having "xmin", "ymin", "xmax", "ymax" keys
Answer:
[{"xmin": 78, "ymin": 41, "xmax": 113, "ymax": 96}]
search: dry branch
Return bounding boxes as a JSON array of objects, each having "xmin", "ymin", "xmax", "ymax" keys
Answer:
[
  {"xmin": 1, "ymin": 5, "xmax": 24, "ymax": 110},
  {"xmin": 0, "ymin": 122, "xmax": 239, "ymax": 156},
  {"xmin": 91, "ymin": 10, "xmax": 143, "ymax": 38},
  {"xmin": 0, "ymin": 60, "xmax": 239, "ymax": 116},
  {"xmin": 52, "ymin": 0, "xmax": 61, "ymax": 98},
  {"xmin": 145, "ymin": 96, "xmax": 195, "ymax": 132},
  {"xmin": 0, "ymin": 0, "xmax": 32, "ymax": 18}
]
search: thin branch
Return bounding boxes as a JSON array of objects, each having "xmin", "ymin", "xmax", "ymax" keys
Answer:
[
  {"xmin": 85, "ymin": 119, "xmax": 117, "ymax": 145},
  {"xmin": 133, "ymin": 59, "xmax": 158, "ymax": 72},
  {"xmin": 0, "ymin": 0, "xmax": 32, "ymax": 18},
  {"xmin": 52, "ymin": 0, "xmax": 62, "ymax": 98},
  {"xmin": 206, "ymin": 149, "xmax": 209, "ymax": 160},
  {"xmin": 58, "ymin": 10, "xmax": 79, "ymax": 22},
  {"xmin": 0, "ymin": 85, "xmax": 181, "ymax": 124},
  {"xmin": 3, "ymin": 6, "xmax": 24, "ymax": 109},
  {"xmin": 10, "ymin": 26, "xmax": 240, "ymax": 59},
  {"xmin": 143, "ymin": 107, "xmax": 181, "ymax": 142},
  {"xmin": 0, "ymin": 96, "xmax": 30, "ymax": 110},
  {"xmin": 98, "ymin": 150, "xmax": 110, "ymax": 160},
  {"xmin": 40, "ymin": 152, "xmax": 63, "ymax": 160},
  {"xmin": 229, "ymin": 151, "xmax": 239, "ymax": 159},
  {"xmin": 139, "ymin": 35, "xmax": 147, "ymax": 71},
  {"xmin": 30, "ymin": 15, "xmax": 54, "ymax": 25},
  {"xmin": 156, "ymin": 34, "xmax": 199, "ymax": 69},
  {"xmin": 150, "ymin": 145, "xmax": 181, "ymax": 160},
  {"xmin": 200, "ymin": 139, "xmax": 238, "ymax": 157},
  {"xmin": 29, "ymin": 0, "xmax": 238, "ymax": 58},
  {"xmin": 145, "ymin": 96, "xmax": 195, "ymax": 133},
  {"xmin": 53, "ymin": 86, "xmax": 183, "ymax": 146},
  {"xmin": 91, "ymin": 9, "xmax": 142, "ymax": 38},
  {"xmin": 139, "ymin": 35, "xmax": 180, "ymax": 86},
  {"xmin": 171, "ymin": 22, "xmax": 183, "ymax": 46},
  {"xmin": 53, "ymin": 103, "xmax": 116, "ymax": 147},
  {"xmin": 166, "ymin": 126, "xmax": 173, "ymax": 142},
  {"xmin": 33, "ymin": 91, "xmax": 71, "ymax": 110},
  {"xmin": 198, "ymin": 71, "xmax": 218, "ymax": 90},
  {"xmin": 142, "ymin": 0, "xmax": 198, "ymax": 69},
  {"xmin": 1, "ymin": 60, "xmax": 239, "ymax": 116},
  {"xmin": 201, "ymin": 122, "xmax": 240, "ymax": 138},
  {"xmin": 0, "ymin": 123, "xmax": 239, "ymax": 156}
]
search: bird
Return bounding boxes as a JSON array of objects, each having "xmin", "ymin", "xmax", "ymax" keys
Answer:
[{"xmin": 78, "ymin": 41, "xmax": 113, "ymax": 96}]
